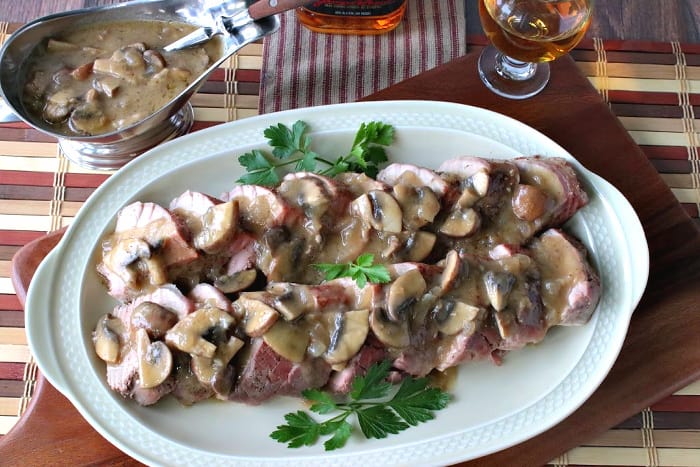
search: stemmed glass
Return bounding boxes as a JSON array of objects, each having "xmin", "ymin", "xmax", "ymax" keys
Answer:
[{"xmin": 477, "ymin": 0, "xmax": 594, "ymax": 99}]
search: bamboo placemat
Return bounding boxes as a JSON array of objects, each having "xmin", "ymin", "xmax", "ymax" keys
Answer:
[{"xmin": 1, "ymin": 21, "xmax": 699, "ymax": 466}]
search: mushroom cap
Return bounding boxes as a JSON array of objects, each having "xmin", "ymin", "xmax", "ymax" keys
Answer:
[
  {"xmin": 165, "ymin": 307, "xmax": 235, "ymax": 358},
  {"xmin": 324, "ymin": 309, "xmax": 370, "ymax": 364},
  {"xmin": 351, "ymin": 190, "xmax": 403, "ymax": 233},
  {"xmin": 369, "ymin": 308, "xmax": 410, "ymax": 348},
  {"xmin": 262, "ymin": 319, "xmax": 310, "ymax": 363},
  {"xmin": 136, "ymin": 328, "xmax": 173, "ymax": 389},
  {"xmin": 238, "ymin": 294, "xmax": 280, "ymax": 337},
  {"xmin": 386, "ymin": 268, "xmax": 428, "ymax": 322},
  {"xmin": 93, "ymin": 314, "xmax": 124, "ymax": 363}
]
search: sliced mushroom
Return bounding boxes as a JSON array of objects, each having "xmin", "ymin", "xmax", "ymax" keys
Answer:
[
  {"xmin": 392, "ymin": 184, "xmax": 441, "ymax": 229},
  {"xmin": 483, "ymin": 270, "xmax": 516, "ymax": 312},
  {"xmin": 42, "ymin": 90, "xmax": 77, "ymax": 122},
  {"xmin": 237, "ymin": 295, "xmax": 279, "ymax": 337},
  {"xmin": 402, "ymin": 231, "xmax": 436, "ymax": 262},
  {"xmin": 351, "ymin": 190, "xmax": 403, "ymax": 233},
  {"xmin": 130, "ymin": 301, "xmax": 178, "ymax": 339},
  {"xmin": 136, "ymin": 328, "xmax": 173, "ymax": 389},
  {"xmin": 214, "ymin": 269, "xmax": 258, "ymax": 294},
  {"xmin": 409, "ymin": 289, "xmax": 440, "ymax": 330},
  {"xmin": 262, "ymin": 319, "xmax": 310, "ymax": 363},
  {"xmin": 470, "ymin": 170, "xmax": 490, "ymax": 197},
  {"xmin": 268, "ymin": 283, "xmax": 313, "ymax": 321},
  {"xmin": 278, "ymin": 174, "xmax": 331, "ymax": 225},
  {"xmin": 432, "ymin": 300, "xmax": 481, "ymax": 335},
  {"xmin": 439, "ymin": 250, "xmax": 466, "ymax": 295},
  {"xmin": 190, "ymin": 336, "xmax": 244, "ymax": 395},
  {"xmin": 104, "ymin": 237, "xmax": 168, "ymax": 289},
  {"xmin": 369, "ymin": 308, "xmax": 410, "ymax": 348},
  {"xmin": 257, "ymin": 228, "xmax": 308, "ymax": 282},
  {"xmin": 165, "ymin": 307, "xmax": 235, "ymax": 359},
  {"xmin": 93, "ymin": 314, "xmax": 123, "ymax": 363},
  {"xmin": 193, "ymin": 201, "xmax": 238, "ymax": 253},
  {"xmin": 69, "ymin": 100, "xmax": 108, "ymax": 135},
  {"xmin": 494, "ymin": 310, "xmax": 516, "ymax": 340},
  {"xmin": 335, "ymin": 172, "xmax": 388, "ymax": 196},
  {"xmin": 324, "ymin": 309, "xmax": 370, "ymax": 364},
  {"xmin": 386, "ymin": 268, "xmax": 427, "ymax": 322},
  {"xmin": 143, "ymin": 49, "xmax": 166, "ymax": 71},
  {"xmin": 439, "ymin": 208, "xmax": 480, "ymax": 237},
  {"xmin": 319, "ymin": 217, "xmax": 371, "ymax": 264},
  {"xmin": 512, "ymin": 184, "xmax": 549, "ymax": 221}
]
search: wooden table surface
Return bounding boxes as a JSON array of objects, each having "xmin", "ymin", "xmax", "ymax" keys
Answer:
[{"xmin": 2, "ymin": 0, "xmax": 700, "ymax": 43}]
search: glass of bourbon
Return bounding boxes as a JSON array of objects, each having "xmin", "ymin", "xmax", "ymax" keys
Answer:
[{"xmin": 477, "ymin": 0, "xmax": 594, "ymax": 99}]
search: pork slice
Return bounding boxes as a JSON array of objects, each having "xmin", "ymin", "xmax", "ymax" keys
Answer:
[
  {"xmin": 433, "ymin": 329, "xmax": 495, "ymax": 372},
  {"xmin": 113, "ymin": 284, "xmax": 193, "ymax": 324},
  {"xmin": 171, "ymin": 352, "xmax": 214, "ymax": 406},
  {"xmin": 230, "ymin": 339, "xmax": 332, "ymax": 405},
  {"xmin": 106, "ymin": 346, "xmax": 138, "ymax": 395},
  {"xmin": 169, "ymin": 190, "xmax": 220, "ymax": 215},
  {"xmin": 130, "ymin": 375, "xmax": 176, "ymax": 406},
  {"xmin": 226, "ymin": 232, "xmax": 257, "ymax": 274},
  {"xmin": 106, "ymin": 346, "xmax": 175, "ymax": 406},
  {"xmin": 113, "ymin": 201, "xmax": 198, "ymax": 267},
  {"xmin": 188, "ymin": 283, "xmax": 233, "ymax": 312},
  {"xmin": 377, "ymin": 163, "xmax": 450, "ymax": 197},
  {"xmin": 529, "ymin": 229, "xmax": 601, "ymax": 326},
  {"xmin": 437, "ymin": 156, "xmax": 493, "ymax": 179},
  {"xmin": 225, "ymin": 185, "xmax": 296, "ymax": 233},
  {"xmin": 439, "ymin": 157, "xmax": 519, "ymax": 219},
  {"xmin": 514, "ymin": 157, "xmax": 589, "ymax": 227},
  {"xmin": 169, "ymin": 190, "xmax": 219, "ymax": 241},
  {"xmin": 492, "ymin": 279, "xmax": 548, "ymax": 351},
  {"xmin": 326, "ymin": 337, "xmax": 387, "ymax": 394}
]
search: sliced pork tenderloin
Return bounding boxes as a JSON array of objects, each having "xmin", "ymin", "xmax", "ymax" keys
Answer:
[
  {"xmin": 230, "ymin": 339, "xmax": 332, "ymax": 405},
  {"xmin": 528, "ymin": 228, "xmax": 601, "ymax": 326}
]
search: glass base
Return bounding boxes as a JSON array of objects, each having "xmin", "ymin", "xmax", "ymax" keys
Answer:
[{"xmin": 477, "ymin": 44, "xmax": 550, "ymax": 100}]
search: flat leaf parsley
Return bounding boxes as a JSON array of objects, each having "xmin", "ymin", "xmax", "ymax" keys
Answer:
[
  {"xmin": 236, "ymin": 120, "xmax": 393, "ymax": 186},
  {"xmin": 314, "ymin": 253, "xmax": 391, "ymax": 288},
  {"xmin": 270, "ymin": 361, "xmax": 450, "ymax": 451}
]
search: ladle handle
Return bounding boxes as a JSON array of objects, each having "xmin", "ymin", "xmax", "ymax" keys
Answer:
[{"xmin": 248, "ymin": 0, "xmax": 312, "ymax": 20}]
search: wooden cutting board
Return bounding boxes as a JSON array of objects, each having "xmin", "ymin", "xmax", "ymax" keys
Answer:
[{"xmin": 3, "ymin": 52, "xmax": 700, "ymax": 466}]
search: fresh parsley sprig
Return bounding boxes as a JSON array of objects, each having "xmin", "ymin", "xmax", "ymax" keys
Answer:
[
  {"xmin": 314, "ymin": 253, "xmax": 391, "ymax": 288},
  {"xmin": 236, "ymin": 120, "xmax": 393, "ymax": 186},
  {"xmin": 270, "ymin": 360, "xmax": 450, "ymax": 451}
]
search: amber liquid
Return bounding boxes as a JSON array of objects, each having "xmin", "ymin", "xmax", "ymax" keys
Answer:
[
  {"xmin": 479, "ymin": 0, "xmax": 593, "ymax": 63},
  {"xmin": 296, "ymin": 1, "xmax": 407, "ymax": 35}
]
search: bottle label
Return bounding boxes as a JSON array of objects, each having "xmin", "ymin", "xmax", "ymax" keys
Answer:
[{"xmin": 304, "ymin": 0, "xmax": 405, "ymax": 17}]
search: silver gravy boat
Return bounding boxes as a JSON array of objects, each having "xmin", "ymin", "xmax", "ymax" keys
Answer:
[{"xmin": 0, "ymin": 0, "xmax": 288, "ymax": 169}]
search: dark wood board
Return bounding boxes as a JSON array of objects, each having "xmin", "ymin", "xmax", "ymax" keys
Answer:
[{"xmin": 2, "ymin": 52, "xmax": 700, "ymax": 466}]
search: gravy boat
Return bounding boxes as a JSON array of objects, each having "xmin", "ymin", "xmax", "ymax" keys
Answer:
[{"xmin": 0, "ymin": 0, "xmax": 281, "ymax": 169}]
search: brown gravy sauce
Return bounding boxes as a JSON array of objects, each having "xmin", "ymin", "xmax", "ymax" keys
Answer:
[{"xmin": 22, "ymin": 20, "xmax": 222, "ymax": 136}]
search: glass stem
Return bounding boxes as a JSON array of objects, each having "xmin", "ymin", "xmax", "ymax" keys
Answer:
[{"xmin": 494, "ymin": 53, "xmax": 538, "ymax": 82}]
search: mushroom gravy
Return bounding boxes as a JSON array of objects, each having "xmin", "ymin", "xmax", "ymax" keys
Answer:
[
  {"xmin": 93, "ymin": 156, "xmax": 600, "ymax": 406},
  {"xmin": 21, "ymin": 20, "xmax": 222, "ymax": 136}
]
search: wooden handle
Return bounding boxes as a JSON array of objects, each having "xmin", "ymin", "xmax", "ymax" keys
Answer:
[{"xmin": 247, "ymin": 0, "xmax": 312, "ymax": 20}]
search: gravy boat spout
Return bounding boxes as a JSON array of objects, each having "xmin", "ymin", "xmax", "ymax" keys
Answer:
[{"xmin": 0, "ymin": 0, "xmax": 280, "ymax": 170}]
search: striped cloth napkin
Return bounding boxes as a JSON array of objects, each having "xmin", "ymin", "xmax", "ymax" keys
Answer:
[{"xmin": 258, "ymin": 0, "xmax": 466, "ymax": 113}]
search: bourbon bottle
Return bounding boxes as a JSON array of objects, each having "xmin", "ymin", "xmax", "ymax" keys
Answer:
[{"xmin": 296, "ymin": 1, "xmax": 407, "ymax": 35}]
